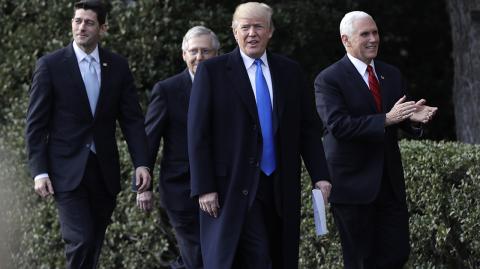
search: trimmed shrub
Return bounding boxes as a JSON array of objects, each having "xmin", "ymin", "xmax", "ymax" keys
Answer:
[
  {"xmin": 298, "ymin": 140, "xmax": 480, "ymax": 269},
  {"xmin": 0, "ymin": 0, "xmax": 463, "ymax": 268}
]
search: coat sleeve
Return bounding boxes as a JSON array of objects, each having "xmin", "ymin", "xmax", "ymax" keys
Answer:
[
  {"xmin": 188, "ymin": 63, "xmax": 216, "ymax": 197},
  {"xmin": 117, "ymin": 60, "xmax": 149, "ymax": 169},
  {"xmin": 296, "ymin": 66, "xmax": 330, "ymax": 184},
  {"xmin": 144, "ymin": 82, "xmax": 168, "ymax": 173},
  {"xmin": 131, "ymin": 82, "xmax": 168, "ymax": 191},
  {"xmin": 25, "ymin": 57, "xmax": 52, "ymax": 178}
]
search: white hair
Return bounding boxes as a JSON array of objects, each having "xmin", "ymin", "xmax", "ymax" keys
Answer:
[
  {"xmin": 339, "ymin": 11, "xmax": 373, "ymax": 37},
  {"xmin": 181, "ymin": 25, "xmax": 220, "ymax": 51}
]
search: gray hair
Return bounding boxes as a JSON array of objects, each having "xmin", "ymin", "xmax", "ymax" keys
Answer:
[
  {"xmin": 339, "ymin": 11, "xmax": 373, "ymax": 37},
  {"xmin": 231, "ymin": 2, "xmax": 274, "ymax": 30},
  {"xmin": 181, "ymin": 26, "xmax": 220, "ymax": 51}
]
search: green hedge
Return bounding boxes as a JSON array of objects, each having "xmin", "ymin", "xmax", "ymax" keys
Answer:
[
  {"xmin": 2, "ymin": 140, "xmax": 479, "ymax": 268},
  {"xmin": 298, "ymin": 140, "xmax": 480, "ymax": 269},
  {"xmin": 0, "ymin": 0, "xmax": 467, "ymax": 268}
]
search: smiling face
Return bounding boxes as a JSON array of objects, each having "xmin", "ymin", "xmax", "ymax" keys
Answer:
[
  {"xmin": 342, "ymin": 16, "xmax": 379, "ymax": 64},
  {"xmin": 233, "ymin": 17, "xmax": 273, "ymax": 59},
  {"xmin": 182, "ymin": 34, "xmax": 217, "ymax": 75},
  {"xmin": 71, "ymin": 8, "xmax": 106, "ymax": 54}
]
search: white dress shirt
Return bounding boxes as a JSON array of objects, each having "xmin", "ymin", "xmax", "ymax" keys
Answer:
[
  {"xmin": 347, "ymin": 53, "xmax": 378, "ymax": 88},
  {"xmin": 239, "ymin": 50, "xmax": 274, "ymax": 107}
]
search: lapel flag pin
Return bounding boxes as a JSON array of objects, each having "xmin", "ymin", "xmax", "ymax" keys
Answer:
[
  {"xmin": 380, "ymin": 75, "xmax": 385, "ymax": 80},
  {"xmin": 102, "ymin": 62, "xmax": 108, "ymax": 67}
]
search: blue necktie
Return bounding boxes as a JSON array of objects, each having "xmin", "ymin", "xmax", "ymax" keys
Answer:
[
  {"xmin": 254, "ymin": 59, "xmax": 276, "ymax": 175},
  {"xmin": 84, "ymin": 55, "xmax": 99, "ymax": 115},
  {"xmin": 83, "ymin": 55, "xmax": 99, "ymax": 153}
]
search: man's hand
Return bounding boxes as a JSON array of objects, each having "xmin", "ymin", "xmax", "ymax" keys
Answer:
[
  {"xmin": 315, "ymin": 180, "xmax": 332, "ymax": 205},
  {"xmin": 410, "ymin": 99, "xmax": 438, "ymax": 124},
  {"xmin": 135, "ymin": 166, "xmax": 151, "ymax": 192},
  {"xmin": 34, "ymin": 177, "xmax": 54, "ymax": 198},
  {"xmin": 385, "ymin": 95, "xmax": 416, "ymax": 126},
  {"xmin": 137, "ymin": 191, "xmax": 153, "ymax": 212},
  {"xmin": 199, "ymin": 192, "xmax": 220, "ymax": 218}
]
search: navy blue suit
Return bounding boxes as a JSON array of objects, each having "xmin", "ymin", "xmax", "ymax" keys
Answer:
[
  {"xmin": 188, "ymin": 48, "xmax": 329, "ymax": 269},
  {"xmin": 26, "ymin": 43, "xmax": 148, "ymax": 268},
  {"xmin": 144, "ymin": 69, "xmax": 202, "ymax": 268},
  {"xmin": 315, "ymin": 55, "xmax": 421, "ymax": 269}
]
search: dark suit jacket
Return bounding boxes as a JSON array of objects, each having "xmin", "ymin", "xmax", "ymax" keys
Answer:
[
  {"xmin": 143, "ymin": 69, "xmax": 195, "ymax": 211},
  {"xmin": 188, "ymin": 47, "xmax": 330, "ymax": 269},
  {"xmin": 26, "ymin": 43, "xmax": 148, "ymax": 195},
  {"xmin": 314, "ymin": 55, "xmax": 421, "ymax": 204}
]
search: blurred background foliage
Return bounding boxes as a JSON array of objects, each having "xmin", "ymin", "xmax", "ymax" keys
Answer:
[{"xmin": 0, "ymin": 0, "xmax": 467, "ymax": 268}]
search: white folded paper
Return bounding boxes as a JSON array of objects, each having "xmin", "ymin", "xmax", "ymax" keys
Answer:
[{"xmin": 312, "ymin": 189, "xmax": 328, "ymax": 236}]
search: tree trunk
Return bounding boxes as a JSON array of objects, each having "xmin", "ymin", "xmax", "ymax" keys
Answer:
[{"xmin": 447, "ymin": 0, "xmax": 480, "ymax": 143}]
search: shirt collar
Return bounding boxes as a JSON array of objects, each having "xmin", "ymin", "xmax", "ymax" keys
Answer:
[
  {"xmin": 188, "ymin": 70, "xmax": 194, "ymax": 82},
  {"xmin": 73, "ymin": 41, "xmax": 100, "ymax": 64},
  {"xmin": 239, "ymin": 49, "xmax": 269, "ymax": 69},
  {"xmin": 346, "ymin": 53, "xmax": 375, "ymax": 76}
]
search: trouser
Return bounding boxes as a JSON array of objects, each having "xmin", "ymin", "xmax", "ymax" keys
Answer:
[
  {"xmin": 166, "ymin": 207, "xmax": 203, "ymax": 269},
  {"xmin": 55, "ymin": 153, "xmax": 116, "ymax": 269},
  {"xmin": 332, "ymin": 173, "xmax": 410, "ymax": 269}
]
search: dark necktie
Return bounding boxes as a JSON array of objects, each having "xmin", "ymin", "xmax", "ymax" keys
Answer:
[
  {"xmin": 367, "ymin": 65, "xmax": 382, "ymax": 112},
  {"xmin": 254, "ymin": 59, "xmax": 276, "ymax": 175}
]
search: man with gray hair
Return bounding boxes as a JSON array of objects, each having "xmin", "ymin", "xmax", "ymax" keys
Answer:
[
  {"xmin": 136, "ymin": 25, "xmax": 220, "ymax": 269},
  {"xmin": 315, "ymin": 11, "xmax": 437, "ymax": 269},
  {"xmin": 188, "ymin": 2, "xmax": 330, "ymax": 268}
]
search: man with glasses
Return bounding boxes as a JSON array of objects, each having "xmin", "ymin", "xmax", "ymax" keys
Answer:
[
  {"xmin": 26, "ymin": 1, "xmax": 151, "ymax": 268},
  {"xmin": 136, "ymin": 26, "xmax": 220, "ymax": 269}
]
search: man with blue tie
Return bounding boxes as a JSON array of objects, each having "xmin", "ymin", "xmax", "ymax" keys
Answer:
[
  {"xmin": 188, "ymin": 2, "xmax": 331, "ymax": 269},
  {"xmin": 25, "ymin": 1, "xmax": 151, "ymax": 268},
  {"xmin": 315, "ymin": 11, "xmax": 438, "ymax": 269}
]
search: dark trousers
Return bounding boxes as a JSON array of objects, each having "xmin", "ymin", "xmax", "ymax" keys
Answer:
[
  {"xmin": 166, "ymin": 207, "xmax": 203, "ymax": 269},
  {"xmin": 233, "ymin": 172, "xmax": 282, "ymax": 269},
  {"xmin": 54, "ymin": 153, "xmax": 116, "ymax": 269},
  {"xmin": 332, "ymin": 173, "xmax": 410, "ymax": 269}
]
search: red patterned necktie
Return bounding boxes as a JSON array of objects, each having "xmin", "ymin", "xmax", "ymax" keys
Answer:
[{"xmin": 367, "ymin": 65, "xmax": 382, "ymax": 112}]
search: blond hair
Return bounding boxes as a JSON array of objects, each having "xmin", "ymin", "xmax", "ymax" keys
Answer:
[{"xmin": 231, "ymin": 2, "xmax": 274, "ymax": 30}]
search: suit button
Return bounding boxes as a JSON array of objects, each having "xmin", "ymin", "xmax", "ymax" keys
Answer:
[
  {"xmin": 242, "ymin": 190, "xmax": 248, "ymax": 196},
  {"xmin": 256, "ymin": 162, "xmax": 259, "ymax": 167},
  {"xmin": 252, "ymin": 124, "xmax": 257, "ymax": 131},
  {"xmin": 249, "ymin": 157, "xmax": 255, "ymax": 165},
  {"xmin": 85, "ymin": 144, "xmax": 90, "ymax": 148}
]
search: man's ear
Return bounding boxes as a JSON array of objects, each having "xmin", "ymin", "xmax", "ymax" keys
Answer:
[
  {"xmin": 341, "ymin": 34, "xmax": 349, "ymax": 47},
  {"xmin": 100, "ymin": 23, "xmax": 108, "ymax": 36}
]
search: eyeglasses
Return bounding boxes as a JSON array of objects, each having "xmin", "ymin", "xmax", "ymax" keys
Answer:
[{"xmin": 187, "ymin": 48, "xmax": 212, "ymax": 57}]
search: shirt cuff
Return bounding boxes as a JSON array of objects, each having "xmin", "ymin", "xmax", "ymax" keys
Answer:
[{"xmin": 34, "ymin": 173, "xmax": 49, "ymax": 181}]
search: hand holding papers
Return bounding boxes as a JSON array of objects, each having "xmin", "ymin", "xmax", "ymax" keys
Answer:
[{"xmin": 312, "ymin": 189, "xmax": 328, "ymax": 236}]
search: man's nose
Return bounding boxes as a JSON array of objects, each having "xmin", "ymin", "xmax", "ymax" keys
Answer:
[{"xmin": 248, "ymin": 27, "xmax": 257, "ymax": 36}]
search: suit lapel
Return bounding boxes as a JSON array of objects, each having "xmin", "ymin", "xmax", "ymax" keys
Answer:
[
  {"xmin": 63, "ymin": 43, "xmax": 93, "ymax": 120},
  {"xmin": 181, "ymin": 68, "xmax": 193, "ymax": 109},
  {"xmin": 94, "ymin": 47, "xmax": 110, "ymax": 119},
  {"xmin": 341, "ymin": 55, "xmax": 378, "ymax": 112},
  {"xmin": 266, "ymin": 53, "xmax": 284, "ymax": 134},
  {"xmin": 373, "ymin": 62, "xmax": 390, "ymax": 112},
  {"xmin": 226, "ymin": 48, "xmax": 259, "ymax": 122}
]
